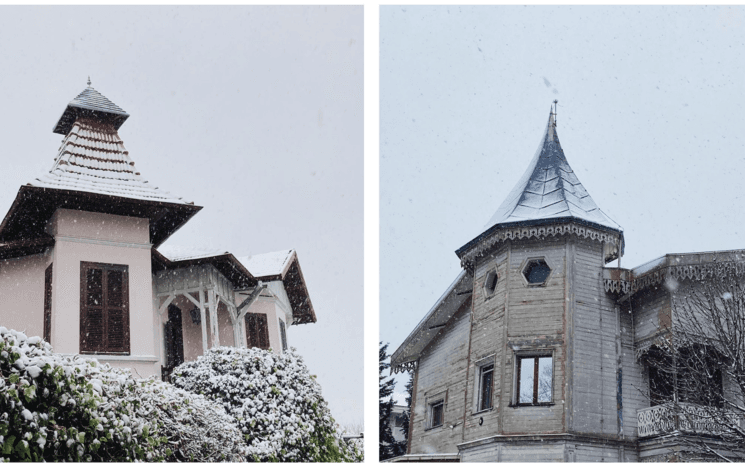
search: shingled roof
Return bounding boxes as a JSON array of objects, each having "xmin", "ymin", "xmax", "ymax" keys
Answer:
[
  {"xmin": 0, "ymin": 84, "xmax": 201, "ymax": 247},
  {"xmin": 31, "ymin": 118, "xmax": 190, "ymax": 204},
  {"xmin": 53, "ymin": 85, "xmax": 129, "ymax": 135}
]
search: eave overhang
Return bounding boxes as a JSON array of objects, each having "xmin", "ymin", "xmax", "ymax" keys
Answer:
[
  {"xmin": 0, "ymin": 236, "xmax": 55, "ymax": 260},
  {"xmin": 456, "ymin": 217, "xmax": 624, "ymax": 271},
  {"xmin": 0, "ymin": 185, "xmax": 202, "ymax": 248},
  {"xmin": 257, "ymin": 254, "xmax": 316, "ymax": 325},
  {"xmin": 151, "ymin": 248, "xmax": 258, "ymax": 290},
  {"xmin": 390, "ymin": 270, "xmax": 472, "ymax": 374}
]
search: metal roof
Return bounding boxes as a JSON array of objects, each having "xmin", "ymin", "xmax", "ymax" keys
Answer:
[
  {"xmin": 30, "ymin": 118, "xmax": 192, "ymax": 205},
  {"xmin": 53, "ymin": 86, "xmax": 130, "ymax": 135},
  {"xmin": 484, "ymin": 111, "xmax": 621, "ymax": 233}
]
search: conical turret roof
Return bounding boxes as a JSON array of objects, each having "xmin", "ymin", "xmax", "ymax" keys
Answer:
[
  {"xmin": 456, "ymin": 110, "xmax": 623, "ymax": 260},
  {"xmin": 487, "ymin": 111, "xmax": 621, "ymax": 232}
]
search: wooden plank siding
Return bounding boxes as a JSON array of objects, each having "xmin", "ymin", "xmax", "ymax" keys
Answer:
[
  {"xmin": 569, "ymin": 238, "xmax": 623, "ymax": 437},
  {"xmin": 409, "ymin": 298, "xmax": 472, "ymax": 454},
  {"xmin": 408, "ymin": 232, "xmax": 644, "ymax": 459},
  {"xmin": 462, "ymin": 245, "xmax": 508, "ymax": 442}
]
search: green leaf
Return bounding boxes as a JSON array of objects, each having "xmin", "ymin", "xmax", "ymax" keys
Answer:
[{"xmin": 2, "ymin": 435, "xmax": 15, "ymax": 455}]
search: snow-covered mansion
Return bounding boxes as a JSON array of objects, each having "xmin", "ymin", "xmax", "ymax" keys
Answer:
[
  {"xmin": 0, "ymin": 84, "xmax": 316, "ymax": 380},
  {"xmin": 390, "ymin": 111, "xmax": 744, "ymax": 462}
]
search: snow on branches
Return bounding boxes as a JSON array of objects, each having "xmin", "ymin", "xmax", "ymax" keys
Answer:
[{"xmin": 172, "ymin": 346, "xmax": 362, "ymax": 462}]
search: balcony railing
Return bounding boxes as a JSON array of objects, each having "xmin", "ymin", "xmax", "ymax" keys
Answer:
[{"xmin": 637, "ymin": 403, "xmax": 739, "ymax": 438}]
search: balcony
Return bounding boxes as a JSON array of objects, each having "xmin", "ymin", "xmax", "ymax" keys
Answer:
[{"xmin": 637, "ymin": 403, "xmax": 739, "ymax": 438}]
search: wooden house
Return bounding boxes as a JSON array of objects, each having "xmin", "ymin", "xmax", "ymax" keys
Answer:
[
  {"xmin": 390, "ymin": 111, "xmax": 744, "ymax": 462},
  {"xmin": 0, "ymin": 83, "xmax": 316, "ymax": 380}
]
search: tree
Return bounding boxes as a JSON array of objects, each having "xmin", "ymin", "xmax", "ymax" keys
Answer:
[
  {"xmin": 379, "ymin": 342, "xmax": 405, "ymax": 460},
  {"xmin": 400, "ymin": 372, "xmax": 414, "ymax": 443},
  {"xmin": 645, "ymin": 274, "xmax": 745, "ymax": 462}
]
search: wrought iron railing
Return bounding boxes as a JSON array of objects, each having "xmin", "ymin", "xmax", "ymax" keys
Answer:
[{"xmin": 637, "ymin": 403, "xmax": 739, "ymax": 438}]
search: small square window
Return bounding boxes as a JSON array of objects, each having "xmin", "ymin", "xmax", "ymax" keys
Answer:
[
  {"xmin": 516, "ymin": 355, "xmax": 552, "ymax": 405},
  {"xmin": 478, "ymin": 363, "xmax": 494, "ymax": 411},
  {"xmin": 429, "ymin": 400, "xmax": 444, "ymax": 428}
]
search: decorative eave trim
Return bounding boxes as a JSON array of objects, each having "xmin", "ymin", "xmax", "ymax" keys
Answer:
[
  {"xmin": 392, "ymin": 359, "xmax": 418, "ymax": 375},
  {"xmin": 603, "ymin": 260, "xmax": 745, "ymax": 298},
  {"xmin": 634, "ymin": 332, "xmax": 673, "ymax": 361},
  {"xmin": 459, "ymin": 221, "xmax": 623, "ymax": 271}
]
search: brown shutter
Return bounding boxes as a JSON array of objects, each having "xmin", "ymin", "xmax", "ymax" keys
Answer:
[
  {"xmin": 245, "ymin": 313, "xmax": 270, "ymax": 350},
  {"xmin": 80, "ymin": 262, "xmax": 129, "ymax": 354},
  {"xmin": 43, "ymin": 264, "xmax": 53, "ymax": 344}
]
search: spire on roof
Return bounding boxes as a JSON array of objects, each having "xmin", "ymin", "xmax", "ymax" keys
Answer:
[
  {"xmin": 484, "ymin": 108, "xmax": 622, "ymax": 233},
  {"xmin": 52, "ymin": 84, "xmax": 129, "ymax": 135},
  {"xmin": 31, "ymin": 86, "xmax": 192, "ymax": 205}
]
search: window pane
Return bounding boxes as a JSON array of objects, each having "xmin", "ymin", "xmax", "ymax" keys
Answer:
[
  {"xmin": 519, "ymin": 358, "xmax": 534, "ymax": 404},
  {"xmin": 538, "ymin": 357, "xmax": 552, "ymax": 403},
  {"xmin": 480, "ymin": 365, "xmax": 493, "ymax": 410},
  {"xmin": 431, "ymin": 403, "xmax": 443, "ymax": 427}
]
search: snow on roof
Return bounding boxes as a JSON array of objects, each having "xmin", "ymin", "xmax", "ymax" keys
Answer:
[
  {"xmin": 157, "ymin": 245, "xmax": 230, "ymax": 262},
  {"xmin": 30, "ymin": 117, "xmax": 192, "ymax": 205},
  {"xmin": 483, "ymin": 111, "xmax": 622, "ymax": 233},
  {"xmin": 53, "ymin": 85, "xmax": 129, "ymax": 135},
  {"xmin": 236, "ymin": 249, "xmax": 295, "ymax": 278}
]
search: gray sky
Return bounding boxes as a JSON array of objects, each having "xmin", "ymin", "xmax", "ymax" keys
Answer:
[
  {"xmin": 0, "ymin": 6, "xmax": 362, "ymax": 427},
  {"xmin": 381, "ymin": 5, "xmax": 745, "ymax": 402}
]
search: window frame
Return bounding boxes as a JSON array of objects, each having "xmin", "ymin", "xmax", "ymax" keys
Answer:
[
  {"xmin": 43, "ymin": 263, "xmax": 53, "ymax": 344},
  {"xmin": 245, "ymin": 312, "xmax": 270, "ymax": 350},
  {"xmin": 473, "ymin": 356, "xmax": 496, "ymax": 414},
  {"xmin": 520, "ymin": 257, "xmax": 553, "ymax": 287},
  {"xmin": 428, "ymin": 400, "xmax": 444, "ymax": 429},
  {"xmin": 483, "ymin": 268, "xmax": 499, "ymax": 298},
  {"xmin": 278, "ymin": 319, "xmax": 288, "ymax": 352},
  {"xmin": 514, "ymin": 353, "xmax": 554, "ymax": 406},
  {"xmin": 79, "ymin": 261, "xmax": 130, "ymax": 355}
]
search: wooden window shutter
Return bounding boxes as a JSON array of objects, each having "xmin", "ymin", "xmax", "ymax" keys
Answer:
[
  {"xmin": 43, "ymin": 264, "xmax": 53, "ymax": 344},
  {"xmin": 80, "ymin": 262, "xmax": 130, "ymax": 354},
  {"xmin": 245, "ymin": 313, "xmax": 270, "ymax": 350}
]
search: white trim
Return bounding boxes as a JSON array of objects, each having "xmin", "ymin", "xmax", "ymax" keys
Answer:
[
  {"xmin": 56, "ymin": 236, "xmax": 152, "ymax": 250},
  {"xmin": 67, "ymin": 354, "xmax": 159, "ymax": 362}
]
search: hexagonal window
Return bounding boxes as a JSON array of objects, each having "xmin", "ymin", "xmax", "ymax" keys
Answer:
[
  {"xmin": 523, "ymin": 259, "xmax": 551, "ymax": 285},
  {"xmin": 483, "ymin": 269, "xmax": 498, "ymax": 296}
]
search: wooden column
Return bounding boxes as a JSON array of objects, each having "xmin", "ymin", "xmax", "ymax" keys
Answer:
[
  {"xmin": 198, "ymin": 289, "xmax": 208, "ymax": 354},
  {"xmin": 229, "ymin": 303, "xmax": 241, "ymax": 347},
  {"xmin": 208, "ymin": 289, "xmax": 220, "ymax": 348}
]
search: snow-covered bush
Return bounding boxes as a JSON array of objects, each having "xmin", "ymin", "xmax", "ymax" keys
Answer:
[
  {"xmin": 130, "ymin": 377, "xmax": 248, "ymax": 461},
  {"xmin": 172, "ymin": 346, "xmax": 363, "ymax": 462},
  {"xmin": 0, "ymin": 327, "xmax": 248, "ymax": 462},
  {"xmin": 0, "ymin": 327, "xmax": 151, "ymax": 462}
]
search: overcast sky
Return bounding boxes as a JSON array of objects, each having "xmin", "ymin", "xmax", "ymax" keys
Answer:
[
  {"xmin": 381, "ymin": 5, "xmax": 745, "ymax": 402},
  {"xmin": 0, "ymin": 6, "xmax": 363, "ymax": 427}
]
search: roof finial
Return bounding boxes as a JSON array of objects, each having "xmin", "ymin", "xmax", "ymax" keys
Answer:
[
  {"xmin": 87, "ymin": 76, "xmax": 91, "ymax": 87},
  {"xmin": 553, "ymin": 100, "xmax": 558, "ymax": 128}
]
